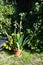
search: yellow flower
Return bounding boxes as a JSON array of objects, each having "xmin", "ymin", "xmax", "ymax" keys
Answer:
[
  {"xmin": 20, "ymin": 32, "xmax": 23, "ymax": 35},
  {"xmin": 10, "ymin": 39, "xmax": 13, "ymax": 44},
  {"xmin": 5, "ymin": 46, "xmax": 9, "ymax": 49},
  {"xmin": 9, "ymin": 47, "xmax": 11, "ymax": 50},
  {"xmin": 3, "ymin": 43, "xmax": 7, "ymax": 47},
  {"xmin": 16, "ymin": 33, "xmax": 20, "ymax": 37},
  {"xmin": 11, "ymin": 33, "xmax": 14, "ymax": 36}
]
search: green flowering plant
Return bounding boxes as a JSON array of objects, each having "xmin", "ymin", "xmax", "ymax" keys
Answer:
[
  {"xmin": 2, "ymin": 13, "xmax": 29, "ymax": 51},
  {"xmin": 2, "ymin": 29, "xmax": 29, "ymax": 51},
  {"xmin": 12, "ymin": 13, "xmax": 29, "ymax": 51}
]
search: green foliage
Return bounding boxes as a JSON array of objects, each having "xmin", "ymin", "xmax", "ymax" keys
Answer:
[
  {"xmin": 0, "ymin": 0, "xmax": 43, "ymax": 52},
  {"xmin": 26, "ymin": 2, "xmax": 43, "ymax": 52},
  {"xmin": 0, "ymin": 4, "xmax": 16, "ymax": 33}
]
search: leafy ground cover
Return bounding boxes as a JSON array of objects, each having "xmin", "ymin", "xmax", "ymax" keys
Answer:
[{"xmin": 0, "ymin": 50, "xmax": 43, "ymax": 65}]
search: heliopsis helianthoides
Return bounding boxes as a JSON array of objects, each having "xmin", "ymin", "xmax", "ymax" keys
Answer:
[
  {"xmin": 9, "ymin": 47, "xmax": 11, "ymax": 50},
  {"xmin": 9, "ymin": 39, "xmax": 13, "ymax": 44},
  {"xmin": 20, "ymin": 32, "xmax": 23, "ymax": 35},
  {"xmin": 11, "ymin": 33, "xmax": 14, "ymax": 36},
  {"xmin": 3, "ymin": 43, "xmax": 7, "ymax": 47},
  {"xmin": 5, "ymin": 45, "xmax": 9, "ymax": 49},
  {"xmin": 16, "ymin": 33, "xmax": 20, "ymax": 37}
]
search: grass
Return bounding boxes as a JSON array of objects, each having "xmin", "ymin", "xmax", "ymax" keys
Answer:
[{"xmin": 0, "ymin": 50, "xmax": 43, "ymax": 65}]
